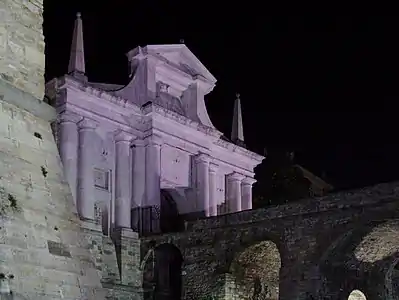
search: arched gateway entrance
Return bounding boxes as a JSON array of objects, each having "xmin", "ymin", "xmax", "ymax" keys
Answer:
[{"xmin": 142, "ymin": 243, "xmax": 183, "ymax": 300}]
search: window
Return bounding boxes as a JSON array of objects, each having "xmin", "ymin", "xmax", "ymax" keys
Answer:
[{"xmin": 94, "ymin": 169, "xmax": 110, "ymax": 191}]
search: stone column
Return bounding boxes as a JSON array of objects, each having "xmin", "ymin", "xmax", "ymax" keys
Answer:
[
  {"xmin": 58, "ymin": 112, "xmax": 81, "ymax": 209},
  {"xmin": 208, "ymin": 163, "xmax": 218, "ymax": 217},
  {"xmin": 145, "ymin": 138, "xmax": 162, "ymax": 232},
  {"xmin": 77, "ymin": 118, "xmax": 98, "ymax": 221},
  {"xmin": 227, "ymin": 172, "xmax": 245, "ymax": 213},
  {"xmin": 131, "ymin": 139, "xmax": 146, "ymax": 231},
  {"xmin": 242, "ymin": 177, "xmax": 256, "ymax": 210},
  {"xmin": 115, "ymin": 131, "xmax": 134, "ymax": 229},
  {"xmin": 195, "ymin": 153, "xmax": 211, "ymax": 216}
]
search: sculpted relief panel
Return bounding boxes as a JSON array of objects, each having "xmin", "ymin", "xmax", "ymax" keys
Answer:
[{"xmin": 161, "ymin": 145, "xmax": 190, "ymax": 188}]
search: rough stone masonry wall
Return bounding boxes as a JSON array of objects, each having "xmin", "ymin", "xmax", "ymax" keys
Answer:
[
  {"xmin": 0, "ymin": 84, "xmax": 102, "ymax": 299},
  {"xmin": 142, "ymin": 181, "xmax": 399, "ymax": 300},
  {"xmin": 0, "ymin": 0, "xmax": 45, "ymax": 100}
]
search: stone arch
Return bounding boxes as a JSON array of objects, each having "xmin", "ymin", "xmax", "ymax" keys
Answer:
[
  {"xmin": 141, "ymin": 242, "xmax": 184, "ymax": 300},
  {"xmin": 153, "ymin": 243, "xmax": 183, "ymax": 300},
  {"xmin": 227, "ymin": 239, "xmax": 282, "ymax": 300},
  {"xmin": 348, "ymin": 289, "xmax": 367, "ymax": 300},
  {"xmin": 313, "ymin": 220, "xmax": 399, "ymax": 299}
]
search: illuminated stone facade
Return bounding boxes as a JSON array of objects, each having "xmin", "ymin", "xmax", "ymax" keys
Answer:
[
  {"xmin": 46, "ymin": 14, "xmax": 263, "ymax": 238},
  {"xmin": 2, "ymin": 3, "xmax": 399, "ymax": 300}
]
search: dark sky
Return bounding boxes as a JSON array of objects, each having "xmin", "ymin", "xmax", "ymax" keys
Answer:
[{"xmin": 42, "ymin": 2, "xmax": 399, "ymax": 191}]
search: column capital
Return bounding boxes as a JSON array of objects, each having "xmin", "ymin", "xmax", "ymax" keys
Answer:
[
  {"xmin": 209, "ymin": 162, "xmax": 218, "ymax": 173},
  {"xmin": 115, "ymin": 130, "xmax": 134, "ymax": 143},
  {"xmin": 145, "ymin": 136, "xmax": 163, "ymax": 148},
  {"xmin": 78, "ymin": 118, "xmax": 99, "ymax": 130},
  {"xmin": 227, "ymin": 172, "xmax": 245, "ymax": 182},
  {"xmin": 58, "ymin": 111, "xmax": 82, "ymax": 124},
  {"xmin": 195, "ymin": 153, "xmax": 211, "ymax": 164},
  {"xmin": 242, "ymin": 177, "xmax": 257, "ymax": 186},
  {"xmin": 132, "ymin": 139, "xmax": 146, "ymax": 147}
]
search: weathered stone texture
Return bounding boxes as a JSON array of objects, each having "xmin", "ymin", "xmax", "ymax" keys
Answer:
[
  {"xmin": 0, "ymin": 0, "xmax": 45, "ymax": 100},
  {"xmin": 142, "ymin": 181, "xmax": 399, "ymax": 300},
  {"xmin": 0, "ymin": 90, "xmax": 104, "ymax": 299}
]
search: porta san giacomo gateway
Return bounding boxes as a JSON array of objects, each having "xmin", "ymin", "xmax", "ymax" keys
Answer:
[{"xmin": 2, "ymin": 2, "xmax": 399, "ymax": 300}]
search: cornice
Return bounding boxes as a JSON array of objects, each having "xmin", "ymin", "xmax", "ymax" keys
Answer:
[
  {"xmin": 78, "ymin": 117, "xmax": 99, "ymax": 130},
  {"xmin": 214, "ymin": 138, "xmax": 265, "ymax": 164},
  {"xmin": 142, "ymin": 102, "xmax": 223, "ymax": 139},
  {"xmin": 56, "ymin": 75, "xmax": 142, "ymax": 114},
  {"xmin": 57, "ymin": 111, "xmax": 83, "ymax": 124}
]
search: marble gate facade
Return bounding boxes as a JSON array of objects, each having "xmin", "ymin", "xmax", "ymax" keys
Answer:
[{"xmin": 45, "ymin": 13, "xmax": 264, "ymax": 238}]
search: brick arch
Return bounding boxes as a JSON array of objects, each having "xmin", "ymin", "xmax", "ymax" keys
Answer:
[{"xmin": 228, "ymin": 240, "xmax": 281, "ymax": 300}]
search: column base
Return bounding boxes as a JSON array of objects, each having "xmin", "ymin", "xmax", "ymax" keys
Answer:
[
  {"xmin": 113, "ymin": 227, "xmax": 139, "ymax": 239},
  {"xmin": 79, "ymin": 217, "xmax": 102, "ymax": 233}
]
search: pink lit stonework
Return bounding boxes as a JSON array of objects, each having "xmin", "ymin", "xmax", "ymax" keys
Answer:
[{"xmin": 45, "ymin": 13, "xmax": 264, "ymax": 235}]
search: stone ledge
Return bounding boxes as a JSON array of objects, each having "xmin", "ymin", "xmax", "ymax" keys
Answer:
[{"xmin": 0, "ymin": 80, "xmax": 56, "ymax": 122}]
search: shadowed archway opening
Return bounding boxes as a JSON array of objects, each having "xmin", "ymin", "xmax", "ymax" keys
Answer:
[
  {"xmin": 154, "ymin": 243, "xmax": 183, "ymax": 300},
  {"xmin": 229, "ymin": 240, "xmax": 281, "ymax": 300}
]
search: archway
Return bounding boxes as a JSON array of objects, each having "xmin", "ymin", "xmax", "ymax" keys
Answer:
[
  {"xmin": 153, "ymin": 243, "xmax": 183, "ymax": 300},
  {"xmin": 229, "ymin": 240, "xmax": 281, "ymax": 300},
  {"xmin": 348, "ymin": 289, "xmax": 367, "ymax": 300},
  {"xmin": 313, "ymin": 220, "xmax": 399, "ymax": 299}
]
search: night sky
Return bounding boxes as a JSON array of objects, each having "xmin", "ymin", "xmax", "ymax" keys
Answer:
[{"xmin": 42, "ymin": 2, "xmax": 399, "ymax": 191}]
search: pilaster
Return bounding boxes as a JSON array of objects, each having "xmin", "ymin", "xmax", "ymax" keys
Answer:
[{"xmin": 77, "ymin": 117, "xmax": 99, "ymax": 221}]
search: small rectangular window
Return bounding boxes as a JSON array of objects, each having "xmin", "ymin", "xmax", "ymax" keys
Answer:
[{"xmin": 94, "ymin": 168, "xmax": 110, "ymax": 191}]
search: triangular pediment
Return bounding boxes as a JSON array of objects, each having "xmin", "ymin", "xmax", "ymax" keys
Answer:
[{"xmin": 145, "ymin": 44, "xmax": 217, "ymax": 84}]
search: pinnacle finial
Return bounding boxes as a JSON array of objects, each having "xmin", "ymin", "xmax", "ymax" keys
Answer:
[
  {"xmin": 68, "ymin": 10, "xmax": 86, "ymax": 81},
  {"xmin": 231, "ymin": 92, "xmax": 245, "ymax": 147}
]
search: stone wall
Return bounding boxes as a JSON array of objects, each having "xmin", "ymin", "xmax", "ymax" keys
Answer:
[
  {"xmin": 0, "ymin": 82, "xmax": 144, "ymax": 299},
  {"xmin": 142, "ymin": 181, "xmax": 399, "ymax": 300},
  {"xmin": 0, "ymin": 0, "xmax": 45, "ymax": 100}
]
